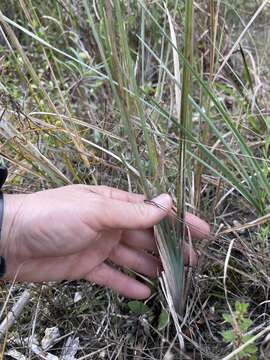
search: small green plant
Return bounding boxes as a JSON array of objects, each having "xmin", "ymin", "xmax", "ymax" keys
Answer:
[
  {"xmin": 127, "ymin": 300, "xmax": 169, "ymax": 330},
  {"xmin": 222, "ymin": 301, "xmax": 257, "ymax": 359},
  {"xmin": 127, "ymin": 300, "xmax": 150, "ymax": 315}
]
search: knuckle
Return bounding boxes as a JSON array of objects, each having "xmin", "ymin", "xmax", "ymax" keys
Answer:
[
  {"xmin": 135, "ymin": 203, "xmax": 146, "ymax": 217},
  {"xmin": 98, "ymin": 185, "xmax": 111, "ymax": 196},
  {"xmin": 71, "ymin": 184, "xmax": 89, "ymax": 192}
]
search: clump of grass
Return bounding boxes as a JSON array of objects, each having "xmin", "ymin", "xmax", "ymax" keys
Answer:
[{"xmin": 1, "ymin": 0, "xmax": 270, "ymax": 358}]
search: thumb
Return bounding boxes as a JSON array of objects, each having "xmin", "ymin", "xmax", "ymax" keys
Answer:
[{"xmin": 99, "ymin": 193, "xmax": 172, "ymax": 230}]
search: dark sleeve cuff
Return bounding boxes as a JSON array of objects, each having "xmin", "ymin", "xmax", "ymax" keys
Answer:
[
  {"xmin": 0, "ymin": 167, "xmax": 8, "ymax": 190},
  {"xmin": 0, "ymin": 167, "xmax": 7, "ymax": 229}
]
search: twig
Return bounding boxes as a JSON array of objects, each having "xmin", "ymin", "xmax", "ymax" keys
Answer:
[{"xmin": 0, "ymin": 289, "xmax": 31, "ymax": 340}]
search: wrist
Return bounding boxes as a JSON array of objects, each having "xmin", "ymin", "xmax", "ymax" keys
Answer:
[
  {"xmin": 0, "ymin": 192, "xmax": 4, "ymax": 277},
  {"xmin": 0, "ymin": 167, "xmax": 8, "ymax": 277},
  {"xmin": 1, "ymin": 194, "xmax": 26, "ymax": 278}
]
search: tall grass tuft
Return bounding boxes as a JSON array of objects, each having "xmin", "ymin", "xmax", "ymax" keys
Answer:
[
  {"xmin": 176, "ymin": 0, "xmax": 194, "ymax": 310},
  {"xmin": 1, "ymin": 1, "xmax": 270, "ymax": 353}
]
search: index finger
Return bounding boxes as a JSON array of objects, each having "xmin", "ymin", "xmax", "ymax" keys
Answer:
[
  {"xmin": 88, "ymin": 185, "xmax": 145, "ymax": 203},
  {"xmin": 143, "ymin": 200, "xmax": 210, "ymax": 240}
]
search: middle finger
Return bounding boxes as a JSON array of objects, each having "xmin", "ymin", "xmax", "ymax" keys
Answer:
[{"xmin": 121, "ymin": 229, "xmax": 158, "ymax": 254}]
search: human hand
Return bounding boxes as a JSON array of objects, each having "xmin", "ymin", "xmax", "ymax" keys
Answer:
[{"xmin": 1, "ymin": 185, "xmax": 209, "ymax": 299}]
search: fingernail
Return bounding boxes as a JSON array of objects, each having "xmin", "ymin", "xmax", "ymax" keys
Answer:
[{"xmin": 152, "ymin": 193, "xmax": 172, "ymax": 209}]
